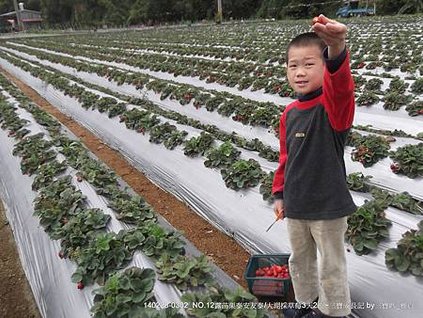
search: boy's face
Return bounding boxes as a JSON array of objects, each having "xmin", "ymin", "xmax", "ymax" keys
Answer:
[{"xmin": 286, "ymin": 45, "xmax": 324, "ymax": 96}]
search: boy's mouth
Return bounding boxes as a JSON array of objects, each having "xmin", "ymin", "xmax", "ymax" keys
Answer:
[{"xmin": 295, "ymin": 81, "xmax": 308, "ymax": 88}]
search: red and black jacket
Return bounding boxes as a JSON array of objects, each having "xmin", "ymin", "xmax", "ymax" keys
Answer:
[{"xmin": 272, "ymin": 47, "xmax": 357, "ymax": 220}]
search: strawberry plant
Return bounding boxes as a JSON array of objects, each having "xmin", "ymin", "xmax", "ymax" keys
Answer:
[
  {"xmin": 182, "ymin": 286, "xmax": 269, "ymax": 318},
  {"xmin": 56, "ymin": 208, "xmax": 111, "ymax": 259},
  {"xmin": 91, "ymin": 267, "xmax": 183, "ymax": 318},
  {"xmin": 252, "ymin": 78, "xmax": 269, "ymax": 92},
  {"xmin": 108, "ymin": 102, "xmax": 127, "ymax": 118},
  {"xmin": 32, "ymin": 160, "xmax": 68, "ymax": 191},
  {"xmin": 405, "ymin": 101, "xmax": 423, "ymax": 117},
  {"xmin": 233, "ymin": 103, "xmax": 255, "ymax": 125},
  {"xmin": 383, "ymin": 92, "xmax": 413, "ymax": 111},
  {"xmin": 75, "ymin": 155, "xmax": 118, "ymax": 188},
  {"xmin": 204, "ymin": 141, "xmax": 241, "ymax": 168},
  {"xmin": 34, "ymin": 176, "xmax": 86, "ymax": 235},
  {"xmin": 347, "ymin": 172, "xmax": 372, "ymax": 192},
  {"xmin": 411, "ymin": 78, "xmax": 423, "ymax": 94},
  {"xmin": 131, "ymin": 221, "xmax": 185, "ymax": 259},
  {"xmin": 149, "ymin": 122, "xmax": 187, "ymax": 149},
  {"xmin": 385, "ymin": 221, "xmax": 423, "ymax": 276},
  {"xmin": 163, "ymin": 130, "xmax": 188, "ymax": 150},
  {"xmin": 108, "ymin": 195, "xmax": 156, "ymax": 224},
  {"xmin": 205, "ymin": 96, "xmax": 225, "ymax": 112},
  {"xmin": 122, "ymin": 109, "xmax": 160, "ymax": 132},
  {"xmin": 371, "ymin": 188, "xmax": 423, "ymax": 215},
  {"xmin": 71, "ymin": 232, "xmax": 133, "ymax": 286},
  {"xmin": 91, "ymin": 267, "xmax": 156, "ymax": 318},
  {"xmin": 346, "ymin": 131, "xmax": 363, "ymax": 147},
  {"xmin": 155, "ymin": 254, "xmax": 213, "ymax": 290},
  {"xmin": 221, "ymin": 159, "xmax": 265, "ymax": 190},
  {"xmin": 389, "ymin": 77, "xmax": 409, "ymax": 94},
  {"xmin": 351, "ymin": 135, "xmax": 390, "ymax": 167},
  {"xmin": 183, "ymin": 132, "xmax": 215, "ymax": 157},
  {"xmin": 259, "ymin": 171, "xmax": 275, "ymax": 203},
  {"xmin": 390, "ymin": 193, "xmax": 423, "ymax": 215},
  {"xmin": 249, "ymin": 107, "xmax": 279, "ymax": 127},
  {"xmin": 364, "ymin": 78, "xmax": 383, "ymax": 92},
  {"xmin": 389, "ymin": 143, "xmax": 423, "ymax": 178},
  {"xmin": 357, "ymin": 91, "xmax": 380, "ymax": 106},
  {"xmin": 346, "ymin": 199, "xmax": 392, "ymax": 255},
  {"xmin": 193, "ymin": 92, "xmax": 211, "ymax": 109},
  {"xmin": 217, "ymin": 98, "xmax": 243, "ymax": 117},
  {"xmin": 353, "ymin": 75, "xmax": 366, "ymax": 88}
]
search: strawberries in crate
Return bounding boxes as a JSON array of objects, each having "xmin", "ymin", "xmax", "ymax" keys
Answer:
[{"xmin": 255, "ymin": 264, "xmax": 290, "ymax": 279}]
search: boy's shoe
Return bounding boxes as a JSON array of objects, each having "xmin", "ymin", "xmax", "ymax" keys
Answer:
[
  {"xmin": 282, "ymin": 306, "xmax": 312, "ymax": 318},
  {"xmin": 282, "ymin": 297, "xmax": 318, "ymax": 318}
]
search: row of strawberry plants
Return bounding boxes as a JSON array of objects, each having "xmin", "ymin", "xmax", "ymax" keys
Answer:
[
  {"xmin": 347, "ymin": 172, "xmax": 423, "ymax": 215},
  {"xmin": 17, "ymin": 15, "xmax": 422, "ymax": 70},
  {"xmin": 353, "ymin": 75, "xmax": 423, "ymax": 114},
  {"xmin": 0, "ymin": 51, "xmax": 275, "ymax": 199},
  {"xmin": 0, "ymin": 78, "xmax": 270, "ymax": 317},
  {"xmin": 345, "ymin": 174, "xmax": 423, "ymax": 278},
  {"xmin": 345, "ymin": 171, "xmax": 423, "ymax": 276},
  {"xmin": 347, "ymin": 131, "xmax": 423, "ymax": 179},
  {"xmin": 1, "ymin": 46, "xmax": 285, "ymax": 141},
  {"xmin": 9, "ymin": 41, "xmax": 289, "ymax": 93}
]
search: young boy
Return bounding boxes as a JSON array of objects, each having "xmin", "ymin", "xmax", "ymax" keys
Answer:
[{"xmin": 272, "ymin": 15, "xmax": 357, "ymax": 318}]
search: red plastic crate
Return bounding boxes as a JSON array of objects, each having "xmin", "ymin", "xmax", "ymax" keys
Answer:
[{"xmin": 244, "ymin": 253, "xmax": 291, "ymax": 298}]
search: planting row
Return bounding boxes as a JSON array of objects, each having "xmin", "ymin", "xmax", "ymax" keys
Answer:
[{"xmin": 0, "ymin": 75, "xmax": 271, "ymax": 318}]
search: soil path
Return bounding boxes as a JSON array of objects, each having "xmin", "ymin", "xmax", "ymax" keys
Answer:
[{"xmin": 0, "ymin": 199, "xmax": 41, "ymax": 318}]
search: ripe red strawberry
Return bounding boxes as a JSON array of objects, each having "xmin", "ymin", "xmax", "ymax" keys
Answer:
[
  {"xmin": 76, "ymin": 175, "xmax": 83, "ymax": 182},
  {"xmin": 311, "ymin": 16, "xmax": 326, "ymax": 26},
  {"xmin": 390, "ymin": 162, "xmax": 400, "ymax": 174},
  {"xmin": 58, "ymin": 251, "xmax": 64, "ymax": 259},
  {"xmin": 77, "ymin": 282, "xmax": 84, "ymax": 290}
]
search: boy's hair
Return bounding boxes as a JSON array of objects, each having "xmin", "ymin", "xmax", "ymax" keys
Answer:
[{"xmin": 286, "ymin": 32, "xmax": 326, "ymax": 63}]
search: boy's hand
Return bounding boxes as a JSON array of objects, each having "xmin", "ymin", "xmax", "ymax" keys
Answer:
[
  {"xmin": 273, "ymin": 199, "xmax": 285, "ymax": 220},
  {"xmin": 311, "ymin": 14, "xmax": 347, "ymax": 59}
]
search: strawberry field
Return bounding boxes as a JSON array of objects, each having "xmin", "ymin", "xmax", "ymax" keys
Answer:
[{"xmin": 0, "ymin": 15, "xmax": 422, "ymax": 318}]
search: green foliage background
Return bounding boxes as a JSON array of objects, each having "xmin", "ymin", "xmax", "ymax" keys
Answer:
[{"xmin": 0, "ymin": 0, "xmax": 421, "ymax": 27}]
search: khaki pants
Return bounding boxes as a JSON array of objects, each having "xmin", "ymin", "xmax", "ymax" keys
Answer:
[{"xmin": 286, "ymin": 217, "xmax": 351, "ymax": 317}]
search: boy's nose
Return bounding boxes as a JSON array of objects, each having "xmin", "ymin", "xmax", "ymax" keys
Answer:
[{"xmin": 295, "ymin": 69, "xmax": 306, "ymax": 77}]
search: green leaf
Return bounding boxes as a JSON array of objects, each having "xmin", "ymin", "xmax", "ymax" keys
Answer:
[
  {"xmin": 363, "ymin": 239, "xmax": 378, "ymax": 250},
  {"xmin": 395, "ymin": 255, "xmax": 410, "ymax": 272}
]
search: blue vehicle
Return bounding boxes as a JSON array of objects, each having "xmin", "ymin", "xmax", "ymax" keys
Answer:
[{"xmin": 336, "ymin": 0, "xmax": 375, "ymax": 18}]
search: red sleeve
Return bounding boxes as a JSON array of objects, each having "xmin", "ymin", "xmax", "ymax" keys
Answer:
[
  {"xmin": 272, "ymin": 109, "xmax": 288, "ymax": 198},
  {"xmin": 322, "ymin": 50, "xmax": 355, "ymax": 132}
]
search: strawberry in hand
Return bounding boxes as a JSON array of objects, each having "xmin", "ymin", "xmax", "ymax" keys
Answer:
[{"xmin": 311, "ymin": 14, "xmax": 347, "ymax": 59}]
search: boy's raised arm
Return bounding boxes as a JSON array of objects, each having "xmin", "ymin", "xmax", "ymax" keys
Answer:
[{"xmin": 312, "ymin": 15, "xmax": 355, "ymax": 132}]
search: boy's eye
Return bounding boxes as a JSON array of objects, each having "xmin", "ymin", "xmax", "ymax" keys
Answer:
[
  {"xmin": 289, "ymin": 64, "xmax": 297, "ymax": 68},
  {"xmin": 305, "ymin": 63, "xmax": 314, "ymax": 67}
]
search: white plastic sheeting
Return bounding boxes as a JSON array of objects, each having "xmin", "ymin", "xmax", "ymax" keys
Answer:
[
  {"xmin": 2, "ymin": 56, "xmax": 423, "ymax": 318},
  {"xmin": 6, "ymin": 43, "xmax": 292, "ymax": 105}
]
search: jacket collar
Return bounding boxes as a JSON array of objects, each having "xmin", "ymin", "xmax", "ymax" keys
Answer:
[{"xmin": 298, "ymin": 87, "xmax": 323, "ymax": 102}]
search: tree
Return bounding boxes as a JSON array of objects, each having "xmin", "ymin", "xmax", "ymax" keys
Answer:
[{"xmin": 398, "ymin": 0, "xmax": 423, "ymax": 13}]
